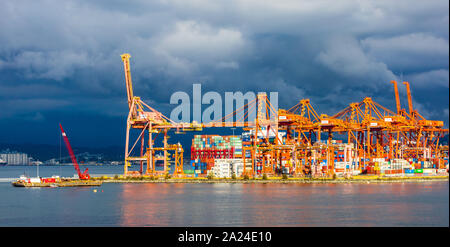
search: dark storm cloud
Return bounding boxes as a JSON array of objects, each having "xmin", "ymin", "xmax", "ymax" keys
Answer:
[{"xmin": 0, "ymin": 0, "xmax": 448, "ymax": 146}]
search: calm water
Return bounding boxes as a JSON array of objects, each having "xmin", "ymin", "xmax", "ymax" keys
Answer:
[{"xmin": 0, "ymin": 165, "xmax": 448, "ymax": 226}]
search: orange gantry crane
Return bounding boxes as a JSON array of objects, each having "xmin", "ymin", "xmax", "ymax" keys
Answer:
[
  {"xmin": 121, "ymin": 53, "xmax": 197, "ymax": 177},
  {"xmin": 390, "ymin": 81, "xmax": 447, "ymax": 168}
]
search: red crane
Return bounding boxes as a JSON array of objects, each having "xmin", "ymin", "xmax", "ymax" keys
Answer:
[{"xmin": 59, "ymin": 123, "xmax": 90, "ymax": 180}]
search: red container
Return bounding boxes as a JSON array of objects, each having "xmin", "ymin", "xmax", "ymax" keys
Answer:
[{"xmin": 207, "ymin": 164, "xmax": 214, "ymax": 171}]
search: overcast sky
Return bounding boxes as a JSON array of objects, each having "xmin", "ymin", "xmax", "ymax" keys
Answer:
[{"xmin": 0, "ymin": 0, "xmax": 448, "ymax": 147}]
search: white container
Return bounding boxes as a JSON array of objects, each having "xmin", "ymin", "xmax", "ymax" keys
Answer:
[
  {"xmin": 334, "ymin": 162, "xmax": 350, "ymax": 169},
  {"xmin": 352, "ymin": 170, "xmax": 360, "ymax": 175},
  {"xmin": 423, "ymin": 169, "xmax": 436, "ymax": 174}
]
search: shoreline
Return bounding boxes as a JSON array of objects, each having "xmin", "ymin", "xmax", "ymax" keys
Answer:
[{"xmin": 98, "ymin": 175, "xmax": 449, "ymax": 184}]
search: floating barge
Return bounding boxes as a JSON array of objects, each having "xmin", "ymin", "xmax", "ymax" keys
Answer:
[{"xmin": 12, "ymin": 176, "xmax": 102, "ymax": 187}]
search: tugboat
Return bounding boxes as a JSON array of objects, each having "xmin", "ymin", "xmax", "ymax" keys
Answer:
[{"xmin": 12, "ymin": 124, "xmax": 102, "ymax": 187}]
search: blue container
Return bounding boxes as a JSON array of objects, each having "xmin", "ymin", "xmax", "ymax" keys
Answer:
[{"xmin": 346, "ymin": 165, "xmax": 349, "ymax": 169}]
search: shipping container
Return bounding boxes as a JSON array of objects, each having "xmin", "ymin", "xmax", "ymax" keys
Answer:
[
  {"xmin": 404, "ymin": 169, "xmax": 414, "ymax": 174},
  {"xmin": 423, "ymin": 169, "xmax": 436, "ymax": 174},
  {"xmin": 184, "ymin": 170, "xmax": 195, "ymax": 174}
]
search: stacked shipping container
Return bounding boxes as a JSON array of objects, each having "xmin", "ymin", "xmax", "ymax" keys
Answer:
[
  {"xmin": 191, "ymin": 135, "xmax": 243, "ymax": 174},
  {"xmin": 189, "ymin": 134, "xmax": 447, "ymax": 177}
]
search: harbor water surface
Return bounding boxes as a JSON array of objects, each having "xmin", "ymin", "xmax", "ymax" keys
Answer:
[{"xmin": 0, "ymin": 165, "xmax": 448, "ymax": 226}]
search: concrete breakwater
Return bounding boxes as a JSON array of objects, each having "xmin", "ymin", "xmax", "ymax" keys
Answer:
[{"xmin": 97, "ymin": 175, "xmax": 449, "ymax": 184}]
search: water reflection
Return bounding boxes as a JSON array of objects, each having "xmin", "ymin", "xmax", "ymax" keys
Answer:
[{"xmin": 119, "ymin": 182, "xmax": 449, "ymax": 227}]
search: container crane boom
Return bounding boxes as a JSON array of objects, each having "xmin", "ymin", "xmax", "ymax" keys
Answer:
[
  {"xmin": 391, "ymin": 80, "xmax": 401, "ymax": 114},
  {"xmin": 403, "ymin": 81, "xmax": 414, "ymax": 117},
  {"xmin": 59, "ymin": 123, "xmax": 90, "ymax": 180},
  {"xmin": 121, "ymin": 53, "xmax": 135, "ymax": 111}
]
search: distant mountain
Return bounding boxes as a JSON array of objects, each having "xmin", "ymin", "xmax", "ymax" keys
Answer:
[
  {"xmin": 0, "ymin": 128, "xmax": 239, "ymax": 162},
  {"xmin": 0, "ymin": 143, "xmax": 124, "ymax": 162}
]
